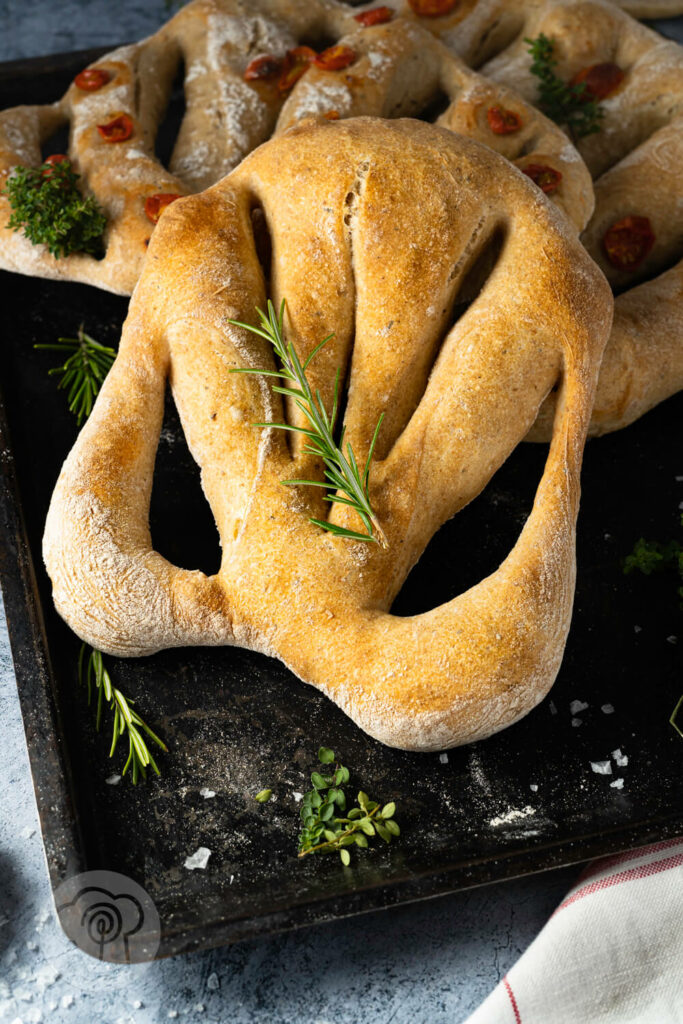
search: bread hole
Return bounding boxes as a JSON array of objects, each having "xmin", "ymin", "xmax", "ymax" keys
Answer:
[
  {"xmin": 298, "ymin": 30, "xmax": 338, "ymax": 53},
  {"xmin": 251, "ymin": 205, "xmax": 273, "ymax": 286},
  {"xmin": 414, "ymin": 89, "xmax": 451, "ymax": 124},
  {"xmin": 40, "ymin": 122, "xmax": 70, "ymax": 162},
  {"xmin": 391, "ymin": 441, "xmax": 545, "ymax": 616},
  {"xmin": 453, "ymin": 223, "xmax": 507, "ymax": 312},
  {"xmin": 154, "ymin": 58, "xmax": 187, "ymax": 169},
  {"xmin": 470, "ymin": 14, "xmax": 528, "ymax": 69},
  {"xmin": 149, "ymin": 387, "xmax": 221, "ymax": 575}
]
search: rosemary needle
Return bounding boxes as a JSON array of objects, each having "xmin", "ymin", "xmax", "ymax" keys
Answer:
[
  {"xmin": 229, "ymin": 299, "xmax": 388, "ymax": 547},
  {"xmin": 78, "ymin": 644, "xmax": 167, "ymax": 784},
  {"xmin": 35, "ymin": 325, "xmax": 116, "ymax": 425}
]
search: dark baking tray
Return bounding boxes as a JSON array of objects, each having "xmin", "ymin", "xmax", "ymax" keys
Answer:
[{"xmin": 1, "ymin": 46, "xmax": 682, "ymax": 962}]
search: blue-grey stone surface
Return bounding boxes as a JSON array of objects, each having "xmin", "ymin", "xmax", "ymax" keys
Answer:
[{"xmin": 0, "ymin": 1, "xmax": 585, "ymax": 1021}]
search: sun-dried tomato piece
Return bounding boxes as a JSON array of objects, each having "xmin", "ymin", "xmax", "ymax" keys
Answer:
[
  {"xmin": 486, "ymin": 106, "xmax": 523, "ymax": 135},
  {"xmin": 354, "ymin": 6, "xmax": 394, "ymax": 26},
  {"xmin": 42, "ymin": 153, "xmax": 69, "ymax": 169},
  {"xmin": 408, "ymin": 0, "xmax": 458, "ymax": 16},
  {"xmin": 244, "ymin": 54, "xmax": 284, "ymax": 82},
  {"xmin": 314, "ymin": 45, "xmax": 357, "ymax": 72},
  {"xmin": 603, "ymin": 215, "xmax": 655, "ymax": 271},
  {"xmin": 570, "ymin": 62, "xmax": 624, "ymax": 101},
  {"xmin": 41, "ymin": 154, "xmax": 70, "ymax": 181},
  {"xmin": 96, "ymin": 114, "xmax": 134, "ymax": 143},
  {"xmin": 144, "ymin": 193, "xmax": 182, "ymax": 224},
  {"xmin": 278, "ymin": 46, "xmax": 317, "ymax": 92},
  {"xmin": 521, "ymin": 163, "xmax": 563, "ymax": 194},
  {"xmin": 74, "ymin": 67, "xmax": 111, "ymax": 92},
  {"xmin": 322, "ymin": 110, "xmax": 341, "ymax": 120}
]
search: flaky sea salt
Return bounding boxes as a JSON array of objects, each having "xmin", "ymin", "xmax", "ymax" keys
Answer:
[
  {"xmin": 571, "ymin": 718, "xmax": 582, "ymax": 727},
  {"xmin": 612, "ymin": 749, "xmax": 629, "ymax": 767},
  {"xmin": 105, "ymin": 774, "xmax": 121, "ymax": 786},
  {"xmin": 610, "ymin": 778, "xmax": 624, "ymax": 789},
  {"xmin": 293, "ymin": 792, "xmax": 303, "ymax": 802},
  {"xmin": 530, "ymin": 784, "xmax": 538, "ymax": 792},
  {"xmin": 184, "ymin": 847, "xmax": 212, "ymax": 870},
  {"xmin": 439, "ymin": 753, "xmax": 449, "ymax": 764},
  {"xmin": 590, "ymin": 760, "xmax": 612, "ymax": 775},
  {"xmin": 207, "ymin": 973, "xmax": 220, "ymax": 991},
  {"xmin": 570, "ymin": 700, "xmax": 588, "ymax": 715},
  {"xmin": 199, "ymin": 788, "xmax": 216, "ymax": 799},
  {"xmin": 601, "ymin": 704, "xmax": 615, "ymax": 714}
]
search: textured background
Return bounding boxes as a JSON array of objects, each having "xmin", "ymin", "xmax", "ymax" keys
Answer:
[{"xmin": 0, "ymin": 1, "xmax": 652, "ymax": 1021}]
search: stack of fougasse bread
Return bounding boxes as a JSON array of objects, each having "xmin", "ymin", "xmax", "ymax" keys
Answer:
[{"xmin": 1, "ymin": 0, "xmax": 681, "ymax": 750}]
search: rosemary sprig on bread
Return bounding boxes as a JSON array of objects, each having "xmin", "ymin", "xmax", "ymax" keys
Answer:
[{"xmin": 229, "ymin": 300, "xmax": 388, "ymax": 547}]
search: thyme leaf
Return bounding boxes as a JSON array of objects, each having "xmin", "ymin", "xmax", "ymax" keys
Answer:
[
  {"xmin": 4, "ymin": 158, "xmax": 106, "ymax": 259},
  {"xmin": 296, "ymin": 748, "xmax": 399, "ymax": 865},
  {"xmin": 624, "ymin": 514, "xmax": 683, "ymax": 738},
  {"xmin": 526, "ymin": 34, "xmax": 604, "ymax": 141}
]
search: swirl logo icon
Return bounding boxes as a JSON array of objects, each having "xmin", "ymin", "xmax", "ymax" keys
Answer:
[{"xmin": 55, "ymin": 870, "xmax": 161, "ymax": 962}]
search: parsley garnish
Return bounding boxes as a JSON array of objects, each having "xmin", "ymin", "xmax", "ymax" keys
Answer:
[
  {"xmin": 526, "ymin": 34, "xmax": 604, "ymax": 141},
  {"xmin": 4, "ymin": 158, "xmax": 106, "ymax": 259}
]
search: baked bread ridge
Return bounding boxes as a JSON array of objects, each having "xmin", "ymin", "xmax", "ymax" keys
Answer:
[
  {"xmin": 411, "ymin": 0, "xmax": 683, "ymax": 436},
  {"xmin": 0, "ymin": 0, "xmax": 593, "ymax": 295},
  {"xmin": 43, "ymin": 118, "xmax": 613, "ymax": 750}
]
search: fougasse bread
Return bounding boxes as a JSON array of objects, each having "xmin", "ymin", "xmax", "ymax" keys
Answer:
[{"xmin": 43, "ymin": 118, "xmax": 613, "ymax": 751}]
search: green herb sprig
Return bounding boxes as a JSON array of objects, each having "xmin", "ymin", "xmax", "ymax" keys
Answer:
[
  {"xmin": 297, "ymin": 747, "xmax": 399, "ymax": 865},
  {"xmin": 78, "ymin": 644, "xmax": 167, "ymax": 783},
  {"xmin": 526, "ymin": 34, "xmax": 604, "ymax": 141},
  {"xmin": 624, "ymin": 514, "xmax": 683, "ymax": 738},
  {"xmin": 4, "ymin": 158, "xmax": 106, "ymax": 259},
  {"xmin": 34, "ymin": 326, "xmax": 116, "ymax": 425},
  {"xmin": 228, "ymin": 300, "xmax": 388, "ymax": 547}
]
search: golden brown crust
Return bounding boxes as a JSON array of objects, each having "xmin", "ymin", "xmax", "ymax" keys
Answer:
[{"xmin": 43, "ymin": 118, "xmax": 613, "ymax": 750}]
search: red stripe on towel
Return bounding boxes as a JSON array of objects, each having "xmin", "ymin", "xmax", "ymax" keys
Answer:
[
  {"xmin": 556, "ymin": 853, "xmax": 683, "ymax": 915},
  {"xmin": 504, "ymin": 975, "xmax": 522, "ymax": 1024}
]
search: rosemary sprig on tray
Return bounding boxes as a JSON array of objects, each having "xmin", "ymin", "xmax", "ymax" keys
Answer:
[
  {"xmin": 41, "ymin": 324, "xmax": 163, "ymax": 782},
  {"xmin": 3, "ymin": 158, "xmax": 106, "ymax": 258},
  {"xmin": 297, "ymin": 747, "xmax": 399, "ymax": 865},
  {"xmin": 34, "ymin": 326, "xmax": 116, "ymax": 425},
  {"xmin": 624, "ymin": 514, "xmax": 683, "ymax": 739},
  {"xmin": 526, "ymin": 34, "xmax": 604, "ymax": 140},
  {"xmin": 229, "ymin": 300, "xmax": 388, "ymax": 547},
  {"xmin": 78, "ymin": 644, "xmax": 167, "ymax": 783}
]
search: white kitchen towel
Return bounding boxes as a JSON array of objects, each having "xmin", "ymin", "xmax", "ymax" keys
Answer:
[{"xmin": 464, "ymin": 837, "xmax": 683, "ymax": 1024}]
